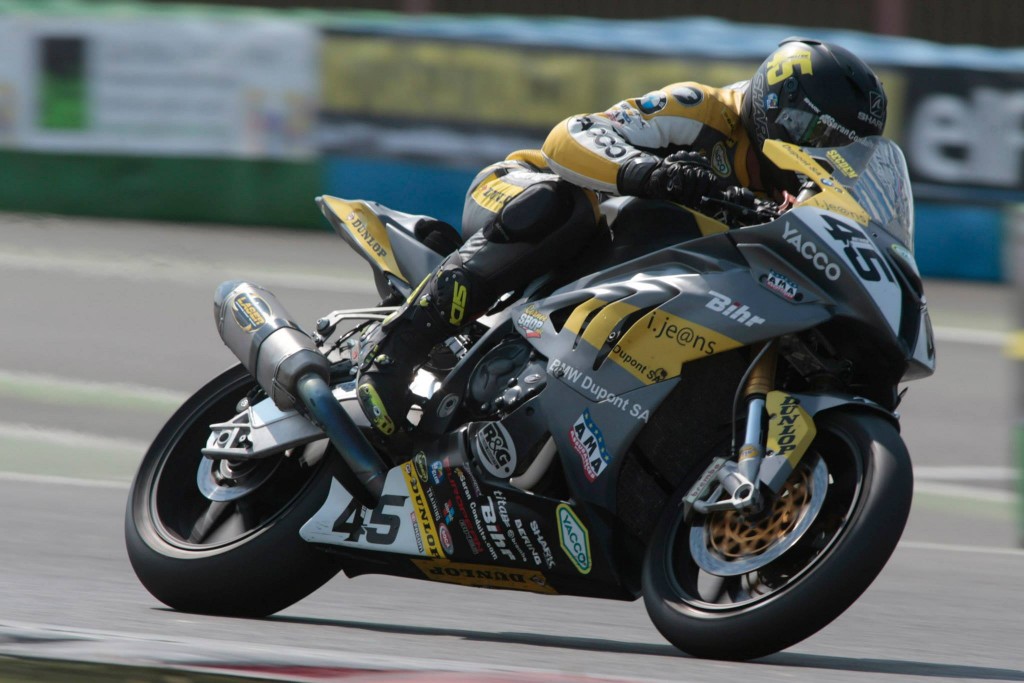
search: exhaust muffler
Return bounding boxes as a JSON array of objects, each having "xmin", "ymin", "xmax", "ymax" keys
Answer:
[{"xmin": 214, "ymin": 280, "xmax": 386, "ymax": 507}]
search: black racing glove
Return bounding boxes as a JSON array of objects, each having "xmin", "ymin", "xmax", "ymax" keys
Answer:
[
  {"xmin": 712, "ymin": 186, "xmax": 783, "ymax": 225},
  {"xmin": 618, "ymin": 150, "xmax": 728, "ymax": 208}
]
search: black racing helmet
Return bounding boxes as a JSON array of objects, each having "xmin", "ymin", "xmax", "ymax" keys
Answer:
[{"xmin": 742, "ymin": 38, "xmax": 887, "ymax": 189}]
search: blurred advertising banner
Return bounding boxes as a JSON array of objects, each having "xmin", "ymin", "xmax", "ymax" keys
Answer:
[
  {"xmin": 0, "ymin": 16, "xmax": 318, "ymax": 160},
  {"xmin": 319, "ymin": 32, "xmax": 756, "ymax": 168},
  {"xmin": 320, "ymin": 28, "xmax": 1024, "ymax": 209},
  {"xmin": 903, "ymin": 67, "xmax": 1024, "ymax": 202}
]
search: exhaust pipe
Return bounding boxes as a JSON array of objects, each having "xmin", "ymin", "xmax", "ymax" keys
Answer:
[{"xmin": 214, "ymin": 280, "xmax": 386, "ymax": 507}]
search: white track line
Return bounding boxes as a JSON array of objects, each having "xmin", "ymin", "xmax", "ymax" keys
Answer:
[
  {"xmin": 0, "ymin": 422, "xmax": 148, "ymax": 454},
  {"xmin": 932, "ymin": 326, "xmax": 1007, "ymax": 347},
  {"xmin": 900, "ymin": 541, "xmax": 1024, "ymax": 557},
  {"xmin": 914, "ymin": 465, "xmax": 1017, "ymax": 481},
  {"xmin": 0, "ymin": 368, "xmax": 188, "ymax": 406},
  {"xmin": 0, "ymin": 471, "xmax": 128, "ymax": 489},
  {"xmin": 914, "ymin": 481, "xmax": 1016, "ymax": 504},
  {"xmin": 0, "ymin": 250, "xmax": 377, "ymax": 294}
]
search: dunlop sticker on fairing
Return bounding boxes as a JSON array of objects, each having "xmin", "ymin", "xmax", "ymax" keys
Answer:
[
  {"xmin": 766, "ymin": 391, "xmax": 816, "ymax": 466},
  {"xmin": 403, "ymin": 462, "xmax": 446, "ymax": 558},
  {"xmin": 411, "ymin": 559, "xmax": 556, "ymax": 594},
  {"xmin": 322, "ymin": 197, "xmax": 403, "ymax": 277}
]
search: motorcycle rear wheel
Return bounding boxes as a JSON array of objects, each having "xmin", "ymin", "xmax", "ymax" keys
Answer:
[
  {"xmin": 125, "ymin": 364, "xmax": 344, "ymax": 617},
  {"xmin": 642, "ymin": 409, "xmax": 912, "ymax": 660}
]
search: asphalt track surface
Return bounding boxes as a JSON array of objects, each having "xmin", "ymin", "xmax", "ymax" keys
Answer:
[{"xmin": 0, "ymin": 213, "xmax": 1021, "ymax": 682}]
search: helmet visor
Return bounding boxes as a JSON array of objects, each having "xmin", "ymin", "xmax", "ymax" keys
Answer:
[{"xmin": 776, "ymin": 108, "xmax": 857, "ymax": 148}]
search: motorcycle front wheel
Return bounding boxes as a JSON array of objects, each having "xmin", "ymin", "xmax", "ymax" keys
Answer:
[
  {"xmin": 125, "ymin": 364, "xmax": 344, "ymax": 617},
  {"xmin": 642, "ymin": 409, "xmax": 912, "ymax": 660}
]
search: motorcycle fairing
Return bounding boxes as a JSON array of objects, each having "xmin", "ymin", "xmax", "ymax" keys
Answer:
[
  {"xmin": 300, "ymin": 136, "xmax": 925, "ymax": 603},
  {"xmin": 318, "ymin": 196, "xmax": 452, "ymax": 297},
  {"xmin": 762, "ymin": 139, "xmax": 871, "ymax": 226},
  {"xmin": 410, "ymin": 558, "xmax": 558, "ymax": 594},
  {"xmin": 539, "ymin": 369, "xmax": 679, "ymax": 503},
  {"xmin": 301, "ymin": 462, "xmax": 446, "ymax": 558},
  {"xmin": 513, "ymin": 259, "xmax": 833, "ymax": 396},
  {"xmin": 301, "ymin": 431, "xmax": 634, "ymax": 599},
  {"xmin": 320, "ymin": 196, "xmax": 407, "ymax": 281}
]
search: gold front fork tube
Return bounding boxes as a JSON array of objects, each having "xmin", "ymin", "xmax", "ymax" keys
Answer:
[
  {"xmin": 744, "ymin": 344, "xmax": 778, "ymax": 399},
  {"xmin": 737, "ymin": 344, "xmax": 778, "ymax": 485}
]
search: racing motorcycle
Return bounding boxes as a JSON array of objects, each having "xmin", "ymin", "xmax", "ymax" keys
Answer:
[{"xmin": 125, "ymin": 136, "xmax": 934, "ymax": 660}]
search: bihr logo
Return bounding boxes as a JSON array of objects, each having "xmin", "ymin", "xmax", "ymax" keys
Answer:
[{"xmin": 705, "ymin": 290, "xmax": 766, "ymax": 327}]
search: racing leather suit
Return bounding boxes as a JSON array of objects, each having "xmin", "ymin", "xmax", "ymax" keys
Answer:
[
  {"xmin": 541, "ymin": 81, "xmax": 760, "ymax": 197},
  {"xmin": 356, "ymin": 80, "xmax": 761, "ymax": 442}
]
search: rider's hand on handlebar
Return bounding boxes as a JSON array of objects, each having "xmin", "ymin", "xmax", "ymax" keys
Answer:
[
  {"xmin": 645, "ymin": 151, "xmax": 729, "ymax": 208},
  {"xmin": 710, "ymin": 186, "xmax": 783, "ymax": 226}
]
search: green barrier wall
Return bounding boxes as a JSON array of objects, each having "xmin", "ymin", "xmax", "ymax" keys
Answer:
[{"xmin": 0, "ymin": 152, "xmax": 322, "ymax": 228}]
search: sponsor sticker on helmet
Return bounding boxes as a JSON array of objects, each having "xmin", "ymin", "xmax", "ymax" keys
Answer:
[
  {"xmin": 766, "ymin": 46, "xmax": 813, "ymax": 85},
  {"xmin": 556, "ymin": 504, "xmax": 592, "ymax": 574},
  {"xmin": 869, "ymin": 90, "xmax": 885, "ymax": 117}
]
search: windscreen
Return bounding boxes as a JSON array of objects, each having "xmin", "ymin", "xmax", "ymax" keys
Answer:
[{"xmin": 810, "ymin": 137, "xmax": 915, "ymax": 252}]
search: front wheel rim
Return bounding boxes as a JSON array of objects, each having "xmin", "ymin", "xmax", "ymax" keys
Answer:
[{"xmin": 665, "ymin": 430, "xmax": 865, "ymax": 611}]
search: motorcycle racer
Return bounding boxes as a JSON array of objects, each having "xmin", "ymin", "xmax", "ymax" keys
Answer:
[{"xmin": 355, "ymin": 37, "xmax": 889, "ymax": 446}]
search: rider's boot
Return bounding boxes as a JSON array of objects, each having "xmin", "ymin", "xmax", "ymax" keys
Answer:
[
  {"xmin": 356, "ymin": 251, "xmax": 484, "ymax": 440},
  {"xmin": 357, "ymin": 175, "xmax": 601, "ymax": 446}
]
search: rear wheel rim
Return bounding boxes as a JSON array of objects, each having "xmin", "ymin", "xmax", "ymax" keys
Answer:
[{"xmin": 146, "ymin": 373, "xmax": 326, "ymax": 551}]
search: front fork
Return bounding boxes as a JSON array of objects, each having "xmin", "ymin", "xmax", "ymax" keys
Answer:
[{"xmin": 690, "ymin": 344, "xmax": 778, "ymax": 516}]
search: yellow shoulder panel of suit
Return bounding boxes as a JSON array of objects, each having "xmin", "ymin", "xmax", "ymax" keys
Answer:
[
  {"xmin": 643, "ymin": 82, "xmax": 743, "ymax": 137},
  {"xmin": 505, "ymin": 149, "xmax": 549, "ymax": 169},
  {"xmin": 542, "ymin": 117, "xmax": 621, "ymax": 189}
]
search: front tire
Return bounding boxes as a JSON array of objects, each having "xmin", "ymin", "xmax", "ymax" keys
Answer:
[
  {"xmin": 125, "ymin": 365, "xmax": 344, "ymax": 617},
  {"xmin": 642, "ymin": 410, "xmax": 912, "ymax": 660}
]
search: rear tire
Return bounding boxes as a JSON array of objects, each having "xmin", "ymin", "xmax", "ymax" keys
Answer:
[
  {"xmin": 125, "ymin": 365, "xmax": 344, "ymax": 617},
  {"xmin": 642, "ymin": 410, "xmax": 912, "ymax": 660}
]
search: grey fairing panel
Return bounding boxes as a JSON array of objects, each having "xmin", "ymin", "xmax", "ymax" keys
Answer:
[
  {"xmin": 788, "ymin": 391, "xmax": 899, "ymax": 426},
  {"xmin": 385, "ymin": 219, "xmax": 446, "ymax": 288},
  {"xmin": 512, "ymin": 261, "xmax": 833, "ymax": 398}
]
